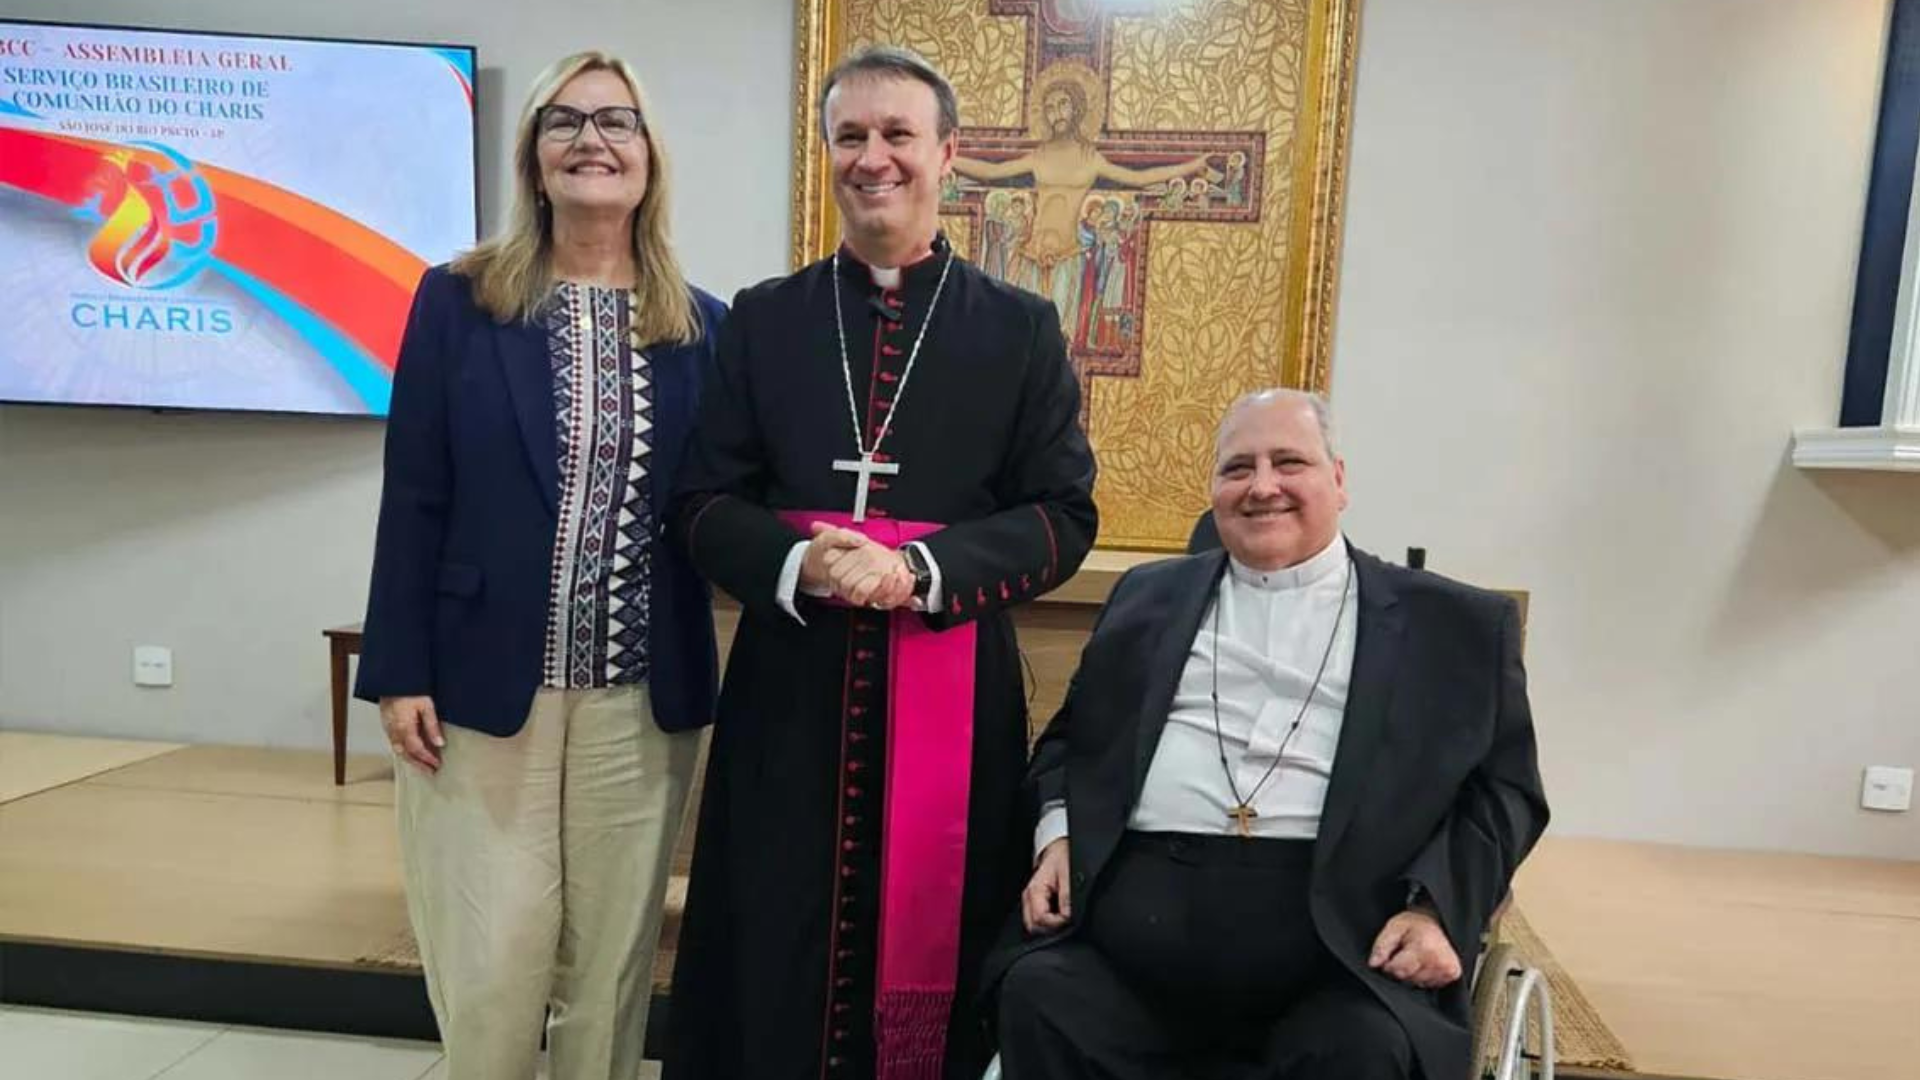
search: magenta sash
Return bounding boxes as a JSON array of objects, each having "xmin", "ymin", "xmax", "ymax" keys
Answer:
[{"xmin": 777, "ymin": 510, "xmax": 976, "ymax": 1080}]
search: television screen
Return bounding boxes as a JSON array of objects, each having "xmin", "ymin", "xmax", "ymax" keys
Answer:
[{"xmin": 0, "ymin": 20, "xmax": 477, "ymax": 416}]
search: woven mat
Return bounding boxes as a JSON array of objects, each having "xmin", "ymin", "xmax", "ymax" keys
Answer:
[
  {"xmin": 356, "ymin": 876, "xmax": 687, "ymax": 993},
  {"xmin": 1474, "ymin": 904, "xmax": 1634, "ymax": 1074}
]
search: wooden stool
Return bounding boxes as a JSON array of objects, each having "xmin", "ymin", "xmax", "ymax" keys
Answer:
[{"xmin": 323, "ymin": 623, "xmax": 364, "ymax": 785}]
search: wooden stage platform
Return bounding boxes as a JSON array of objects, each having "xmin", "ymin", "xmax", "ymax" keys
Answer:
[
  {"xmin": 0, "ymin": 733, "xmax": 440, "ymax": 1046},
  {"xmin": 2, "ymin": 732, "xmax": 1915, "ymax": 1079}
]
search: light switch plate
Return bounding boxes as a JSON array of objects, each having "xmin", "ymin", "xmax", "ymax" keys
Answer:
[
  {"xmin": 133, "ymin": 645, "xmax": 173, "ymax": 688},
  {"xmin": 1862, "ymin": 766, "xmax": 1913, "ymax": 813}
]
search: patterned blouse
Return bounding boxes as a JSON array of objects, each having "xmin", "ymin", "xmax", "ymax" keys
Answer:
[{"xmin": 541, "ymin": 282, "xmax": 654, "ymax": 689}]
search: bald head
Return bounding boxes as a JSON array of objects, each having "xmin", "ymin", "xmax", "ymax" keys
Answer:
[{"xmin": 1215, "ymin": 388, "xmax": 1335, "ymax": 463}]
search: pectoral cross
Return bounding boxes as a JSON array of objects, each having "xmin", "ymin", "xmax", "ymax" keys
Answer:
[
  {"xmin": 832, "ymin": 453, "xmax": 900, "ymax": 523},
  {"xmin": 1227, "ymin": 803, "xmax": 1259, "ymax": 838}
]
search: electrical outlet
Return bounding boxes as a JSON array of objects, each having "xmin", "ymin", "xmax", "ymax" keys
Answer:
[
  {"xmin": 133, "ymin": 645, "xmax": 173, "ymax": 688},
  {"xmin": 1862, "ymin": 766, "xmax": 1913, "ymax": 813}
]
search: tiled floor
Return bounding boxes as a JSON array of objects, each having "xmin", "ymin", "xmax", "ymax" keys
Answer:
[{"xmin": 0, "ymin": 1005, "xmax": 665, "ymax": 1079}]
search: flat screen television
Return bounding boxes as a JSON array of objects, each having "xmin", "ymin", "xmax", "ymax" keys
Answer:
[{"xmin": 0, "ymin": 19, "xmax": 478, "ymax": 417}]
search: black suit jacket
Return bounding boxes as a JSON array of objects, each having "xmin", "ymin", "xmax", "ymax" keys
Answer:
[{"xmin": 988, "ymin": 543, "xmax": 1549, "ymax": 1080}]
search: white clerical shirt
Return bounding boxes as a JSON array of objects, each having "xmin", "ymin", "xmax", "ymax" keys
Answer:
[{"xmin": 1035, "ymin": 534, "xmax": 1358, "ymax": 855}]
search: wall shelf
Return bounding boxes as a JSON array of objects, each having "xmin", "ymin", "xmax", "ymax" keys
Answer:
[{"xmin": 1792, "ymin": 426, "xmax": 1920, "ymax": 471}]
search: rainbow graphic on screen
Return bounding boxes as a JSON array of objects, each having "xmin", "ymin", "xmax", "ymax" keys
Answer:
[{"xmin": 0, "ymin": 123, "xmax": 439, "ymax": 414}]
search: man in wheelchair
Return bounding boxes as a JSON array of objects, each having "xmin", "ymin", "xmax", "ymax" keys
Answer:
[{"xmin": 984, "ymin": 390, "xmax": 1549, "ymax": 1080}]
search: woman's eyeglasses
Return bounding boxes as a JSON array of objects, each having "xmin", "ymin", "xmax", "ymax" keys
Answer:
[{"xmin": 536, "ymin": 105, "xmax": 644, "ymax": 144}]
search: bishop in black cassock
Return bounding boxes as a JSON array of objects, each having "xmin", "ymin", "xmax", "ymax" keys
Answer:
[{"xmin": 664, "ymin": 45, "xmax": 1097, "ymax": 1080}]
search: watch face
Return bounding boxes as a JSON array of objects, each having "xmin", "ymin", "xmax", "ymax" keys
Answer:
[{"xmin": 904, "ymin": 546, "xmax": 932, "ymax": 589}]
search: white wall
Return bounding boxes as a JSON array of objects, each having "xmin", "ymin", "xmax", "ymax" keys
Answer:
[
  {"xmin": 5, "ymin": 0, "xmax": 1916, "ymax": 860},
  {"xmin": 0, "ymin": 0, "xmax": 794, "ymax": 750},
  {"xmin": 1332, "ymin": 0, "xmax": 1920, "ymax": 859}
]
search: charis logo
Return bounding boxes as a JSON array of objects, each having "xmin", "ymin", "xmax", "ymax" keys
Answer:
[{"xmin": 74, "ymin": 142, "xmax": 218, "ymax": 289}]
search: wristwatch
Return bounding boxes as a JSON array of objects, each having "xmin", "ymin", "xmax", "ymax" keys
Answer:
[{"xmin": 901, "ymin": 544, "xmax": 934, "ymax": 599}]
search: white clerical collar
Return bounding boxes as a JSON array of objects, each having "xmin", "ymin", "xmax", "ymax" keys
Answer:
[
  {"xmin": 1228, "ymin": 534, "xmax": 1349, "ymax": 592},
  {"xmin": 869, "ymin": 265, "xmax": 903, "ymax": 289}
]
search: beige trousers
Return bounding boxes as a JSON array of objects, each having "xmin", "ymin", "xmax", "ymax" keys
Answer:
[{"xmin": 396, "ymin": 684, "xmax": 699, "ymax": 1080}]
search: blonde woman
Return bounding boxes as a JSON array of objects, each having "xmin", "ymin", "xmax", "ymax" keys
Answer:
[{"xmin": 355, "ymin": 51, "xmax": 724, "ymax": 1080}]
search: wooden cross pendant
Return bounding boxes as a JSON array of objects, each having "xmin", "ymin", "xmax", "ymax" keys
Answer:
[
  {"xmin": 1228, "ymin": 803, "xmax": 1259, "ymax": 837},
  {"xmin": 832, "ymin": 453, "xmax": 900, "ymax": 523}
]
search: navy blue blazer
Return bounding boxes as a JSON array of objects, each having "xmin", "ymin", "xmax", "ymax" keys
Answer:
[{"xmin": 353, "ymin": 265, "xmax": 726, "ymax": 736}]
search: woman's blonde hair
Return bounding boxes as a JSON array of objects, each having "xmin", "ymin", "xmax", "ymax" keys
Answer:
[{"xmin": 452, "ymin": 51, "xmax": 700, "ymax": 345}]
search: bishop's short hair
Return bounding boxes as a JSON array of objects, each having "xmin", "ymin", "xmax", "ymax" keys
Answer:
[{"xmin": 819, "ymin": 44, "xmax": 960, "ymax": 142}]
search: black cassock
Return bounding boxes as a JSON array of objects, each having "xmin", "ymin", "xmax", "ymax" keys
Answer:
[{"xmin": 664, "ymin": 236, "xmax": 1098, "ymax": 1080}]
